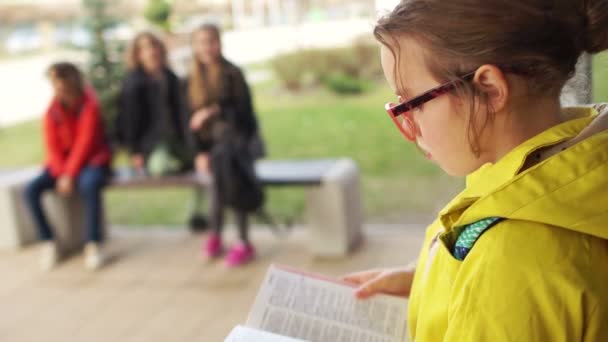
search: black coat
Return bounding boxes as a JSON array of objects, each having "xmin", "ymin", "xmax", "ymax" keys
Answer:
[
  {"xmin": 187, "ymin": 59, "xmax": 266, "ymax": 211},
  {"xmin": 116, "ymin": 67, "xmax": 190, "ymax": 156},
  {"xmin": 183, "ymin": 59, "xmax": 259, "ymax": 154}
]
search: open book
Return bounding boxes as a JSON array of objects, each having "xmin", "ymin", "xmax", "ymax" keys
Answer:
[{"xmin": 225, "ymin": 265, "xmax": 408, "ymax": 342}]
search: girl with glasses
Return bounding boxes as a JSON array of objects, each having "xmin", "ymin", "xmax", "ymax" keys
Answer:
[{"xmin": 343, "ymin": 0, "xmax": 608, "ymax": 340}]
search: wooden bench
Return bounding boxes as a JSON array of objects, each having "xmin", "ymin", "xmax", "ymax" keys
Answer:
[{"xmin": 0, "ymin": 159, "xmax": 363, "ymax": 258}]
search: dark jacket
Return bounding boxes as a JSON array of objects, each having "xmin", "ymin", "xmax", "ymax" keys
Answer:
[
  {"xmin": 187, "ymin": 58, "xmax": 265, "ymax": 211},
  {"xmin": 184, "ymin": 58, "xmax": 259, "ymax": 154},
  {"xmin": 116, "ymin": 67, "xmax": 189, "ymax": 156}
]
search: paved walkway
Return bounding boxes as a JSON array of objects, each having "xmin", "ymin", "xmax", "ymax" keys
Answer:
[{"xmin": 0, "ymin": 224, "xmax": 423, "ymax": 341}]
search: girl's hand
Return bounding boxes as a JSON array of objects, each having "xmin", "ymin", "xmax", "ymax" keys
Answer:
[
  {"xmin": 342, "ymin": 267, "xmax": 415, "ymax": 300},
  {"xmin": 190, "ymin": 104, "xmax": 220, "ymax": 131},
  {"xmin": 190, "ymin": 109, "xmax": 210, "ymax": 131},
  {"xmin": 56, "ymin": 175, "xmax": 74, "ymax": 196}
]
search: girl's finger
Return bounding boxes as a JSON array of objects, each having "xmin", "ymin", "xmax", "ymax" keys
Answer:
[
  {"xmin": 341, "ymin": 270, "xmax": 380, "ymax": 285},
  {"xmin": 354, "ymin": 274, "xmax": 385, "ymax": 299}
]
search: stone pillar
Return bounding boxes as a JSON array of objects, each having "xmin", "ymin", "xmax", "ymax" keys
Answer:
[
  {"xmin": 306, "ymin": 159, "xmax": 363, "ymax": 257},
  {"xmin": 231, "ymin": 0, "xmax": 246, "ymax": 29},
  {"xmin": 37, "ymin": 21, "xmax": 56, "ymax": 52},
  {"xmin": 253, "ymin": 0, "xmax": 266, "ymax": 27},
  {"xmin": 267, "ymin": 0, "xmax": 282, "ymax": 26},
  {"xmin": 284, "ymin": 0, "xmax": 302, "ymax": 25}
]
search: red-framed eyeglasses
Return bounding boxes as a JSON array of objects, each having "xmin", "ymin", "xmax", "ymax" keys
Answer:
[{"xmin": 385, "ymin": 71, "xmax": 476, "ymax": 141}]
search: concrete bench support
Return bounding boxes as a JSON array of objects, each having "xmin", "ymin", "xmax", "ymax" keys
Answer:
[
  {"xmin": 306, "ymin": 159, "xmax": 363, "ymax": 257},
  {"xmin": 0, "ymin": 168, "xmax": 105, "ymax": 253}
]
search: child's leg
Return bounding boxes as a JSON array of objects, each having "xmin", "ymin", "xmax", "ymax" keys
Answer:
[
  {"xmin": 235, "ymin": 210, "xmax": 250, "ymax": 244},
  {"xmin": 191, "ymin": 187, "xmax": 205, "ymax": 214},
  {"xmin": 77, "ymin": 166, "xmax": 109, "ymax": 271},
  {"xmin": 203, "ymin": 181, "xmax": 225, "ymax": 258},
  {"xmin": 24, "ymin": 170, "xmax": 57, "ymax": 241},
  {"xmin": 225, "ymin": 211, "xmax": 255, "ymax": 267},
  {"xmin": 209, "ymin": 181, "xmax": 225, "ymax": 235},
  {"xmin": 188, "ymin": 186, "xmax": 209, "ymax": 232},
  {"xmin": 76, "ymin": 166, "xmax": 108, "ymax": 243}
]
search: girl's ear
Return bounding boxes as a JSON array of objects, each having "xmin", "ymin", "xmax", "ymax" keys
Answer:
[{"xmin": 473, "ymin": 64, "xmax": 509, "ymax": 113}]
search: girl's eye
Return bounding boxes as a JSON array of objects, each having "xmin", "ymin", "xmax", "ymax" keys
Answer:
[{"xmin": 412, "ymin": 104, "xmax": 423, "ymax": 113}]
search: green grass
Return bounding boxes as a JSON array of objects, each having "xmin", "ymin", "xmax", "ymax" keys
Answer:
[
  {"xmin": 593, "ymin": 52, "xmax": 608, "ymax": 102},
  {"xmin": 0, "ymin": 120, "xmax": 43, "ymax": 166},
  {"xmin": 1, "ymin": 82, "xmax": 460, "ymax": 226}
]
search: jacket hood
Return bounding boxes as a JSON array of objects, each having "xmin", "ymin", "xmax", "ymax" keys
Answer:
[{"xmin": 440, "ymin": 107, "xmax": 608, "ymax": 240}]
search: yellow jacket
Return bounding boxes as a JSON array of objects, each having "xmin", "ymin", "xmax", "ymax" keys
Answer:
[{"xmin": 408, "ymin": 107, "xmax": 608, "ymax": 341}]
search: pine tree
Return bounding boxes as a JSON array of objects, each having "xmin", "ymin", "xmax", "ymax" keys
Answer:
[
  {"xmin": 144, "ymin": 0, "xmax": 173, "ymax": 32},
  {"xmin": 82, "ymin": 0, "xmax": 125, "ymax": 141}
]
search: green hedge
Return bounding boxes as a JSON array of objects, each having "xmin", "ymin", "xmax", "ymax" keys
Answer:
[{"xmin": 271, "ymin": 42, "xmax": 383, "ymax": 95}]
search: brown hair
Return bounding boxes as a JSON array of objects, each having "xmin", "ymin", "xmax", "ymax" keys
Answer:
[
  {"xmin": 127, "ymin": 31, "xmax": 168, "ymax": 71},
  {"xmin": 47, "ymin": 62, "xmax": 85, "ymax": 99},
  {"xmin": 188, "ymin": 24, "xmax": 223, "ymax": 111},
  {"xmin": 374, "ymin": 0, "xmax": 608, "ymax": 154}
]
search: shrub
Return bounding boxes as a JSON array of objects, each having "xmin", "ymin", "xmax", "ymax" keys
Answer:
[
  {"xmin": 144, "ymin": 0, "xmax": 172, "ymax": 32},
  {"xmin": 325, "ymin": 72, "xmax": 366, "ymax": 95},
  {"xmin": 270, "ymin": 52, "xmax": 308, "ymax": 91},
  {"xmin": 270, "ymin": 42, "xmax": 383, "ymax": 94}
]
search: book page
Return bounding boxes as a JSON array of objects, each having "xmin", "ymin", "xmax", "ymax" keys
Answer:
[
  {"xmin": 246, "ymin": 265, "xmax": 408, "ymax": 342},
  {"xmin": 225, "ymin": 325, "xmax": 306, "ymax": 342}
]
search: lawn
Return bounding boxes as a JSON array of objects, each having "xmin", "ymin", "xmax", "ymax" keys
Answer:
[
  {"xmin": 2, "ymin": 51, "xmax": 607, "ymax": 226},
  {"xmin": 594, "ymin": 52, "xmax": 608, "ymax": 102}
]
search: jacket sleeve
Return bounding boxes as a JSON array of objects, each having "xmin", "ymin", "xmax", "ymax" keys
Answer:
[
  {"xmin": 118, "ymin": 77, "xmax": 145, "ymax": 154},
  {"xmin": 63, "ymin": 102, "xmax": 101, "ymax": 178},
  {"xmin": 169, "ymin": 72, "xmax": 186, "ymax": 141},
  {"xmin": 173, "ymin": 73, "xmax": 195, "ymax": 156},
  {"xmin": 224, "ymin": 68, "xmax": 257, "ymax": 139},
  {"xmin": 44, "ymin": 107, "xmax": 65, "ymax": 177}
]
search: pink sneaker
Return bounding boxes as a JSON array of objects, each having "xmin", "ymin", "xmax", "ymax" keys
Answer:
[
  {"xmin": 225, "ymin": 242, "xmax": 256, "ymax": 267},
  {"xmin": 203, "ymin": 233, "xmax": 224, "ymax": 259}
]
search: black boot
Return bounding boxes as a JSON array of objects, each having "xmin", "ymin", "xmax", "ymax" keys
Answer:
[{"xmin": 188, "ymin": 214, "xmax": 209, "ymax": 233}]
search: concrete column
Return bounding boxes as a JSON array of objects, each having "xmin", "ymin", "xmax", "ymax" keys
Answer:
[
  {"xmin": 268, "ymin": 0, "xmax": 282, "ymax": 26},
  {"xmin": 37, "ymin": 21, "xmax": 56, "ymax": 51},
  {"xmin": 253, "ymin": 0, "xmax": 266, "ymax": 27},
  {"xmin": 231, "ymin": 0, "xmax": 246, "ymax": 29}
]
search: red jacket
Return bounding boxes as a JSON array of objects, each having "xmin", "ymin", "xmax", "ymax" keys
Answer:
[{"xmin": 44, "ymin": 89, "xmax": 111, "ymax": 178}]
